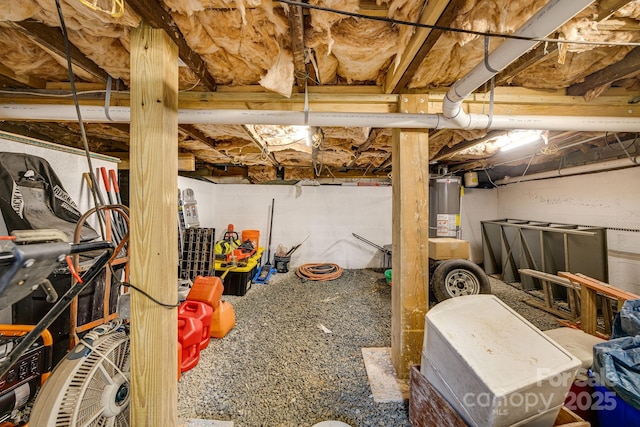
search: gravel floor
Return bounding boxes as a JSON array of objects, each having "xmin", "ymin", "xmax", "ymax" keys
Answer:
[{"xmin": 177, "ymin": 270, "xmax": 559, "ymax": 427}]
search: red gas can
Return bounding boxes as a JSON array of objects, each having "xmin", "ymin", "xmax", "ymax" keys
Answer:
[
  {"xmin": 179, "ymin": 300, "xmax": 213, "ymax": 349},
  {"xmin": 177, "ymin": 315, "xmax": 203, "ymax": 373}
]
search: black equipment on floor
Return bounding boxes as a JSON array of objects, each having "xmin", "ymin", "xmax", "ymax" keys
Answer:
[
  {"xmin": 0, "ymin": 233, "xmax": 114, "ymax": 379},
  {"xmin": 0, "ymin": 328, "xmax": 52, "ymax": 425}
]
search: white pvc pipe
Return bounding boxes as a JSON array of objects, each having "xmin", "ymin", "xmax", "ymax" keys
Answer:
[
  {"xmin": 442, "ymin": 0, "xmax": 595, "ymax": 127},
  {"xmin": 0, "ymin": 103, "xmax": 639, "ymax": 132},
  {"xmin": 494, "ymin": 157, "xmax": 638, "ymax": 185}
]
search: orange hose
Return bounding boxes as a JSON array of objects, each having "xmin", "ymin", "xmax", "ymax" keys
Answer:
[{"xmin": 296, "ymin": 263, "xmax": 343, "ymax": 281}]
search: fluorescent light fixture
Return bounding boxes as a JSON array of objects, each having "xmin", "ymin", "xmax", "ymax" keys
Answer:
[{"xmin": 501, "ymin": 130, "xmax": 546, "ymax": 152}]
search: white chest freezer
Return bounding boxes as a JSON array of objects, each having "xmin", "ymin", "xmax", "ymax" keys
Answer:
[{"xmin": 421, "ymin": 295, "xmax": 581, "ymax": 427}]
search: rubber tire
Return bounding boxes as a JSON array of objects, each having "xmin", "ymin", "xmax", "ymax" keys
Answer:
[{"xmin": 431, "ymin": 259, "xmax": 491, "ymax": 303}]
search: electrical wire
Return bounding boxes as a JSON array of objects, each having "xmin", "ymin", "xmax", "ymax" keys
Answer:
[
  {"xmin": 604, "ymin": 132, "xmax": 637, "ymax": 152},
  {"xmin": 274, "ymin": 0, "xmax": 640, "ymax": 48},
  {"xmin": 57, "ymin": 0, "xmax": 176, "ymax": 310},
  {"xmin": 482, "ymin": 168, "xmax": 499, "ymax": 187},
  {"xmin": 120, "ymin": 278, "xmax": 180, "ymax": 308},
  {"xmin": 55, "ymin": 0, "xmax": 106, "ymax": 242},
  {"xmin": 516, "ymin": 154, "xmax": 536, "ymax": 183},
  {"xmin": 614, "ymin": 133, "xmax": 638, "ymax": 164},
  {"xmin": 296, "ymin": 263, "xmax": 344, "ymax": 281}
]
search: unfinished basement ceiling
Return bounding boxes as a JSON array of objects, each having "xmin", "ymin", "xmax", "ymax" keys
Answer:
[{"xmin": 0, "ymin": 0, "xmax": 639, "ymax": 183}]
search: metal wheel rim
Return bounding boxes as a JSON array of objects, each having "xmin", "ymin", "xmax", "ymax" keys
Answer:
[{"xmin": 444, "ymin": 268, "xmax": 480, "ymax": 297}]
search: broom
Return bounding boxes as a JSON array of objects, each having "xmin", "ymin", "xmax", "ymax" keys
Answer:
[{"xmin": 254, "ymin": 198, "xmax": 275, "ymax": 282}]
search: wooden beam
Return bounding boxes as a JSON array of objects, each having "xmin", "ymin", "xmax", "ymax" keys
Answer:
[
  {"xmin": 127, "ymin": 0, "xmax": 217, "ymax": 91},
  {"xmin": 492, "ymin": 1, "xmax": 633, "ymax": 87},
  {"xmin": 375, "ymin": 154, "xmax": 393, "ymax": 172},
  {"xmin": 0, "ymin": 122, "xmax": 55, "ymax": 142},
  {"xmin": 348, "ymin": 128, "xmax": 382, "ymax": 167},
  {"xmin": 391, "ymin": 94, "xmax": 430, "ymax": 379},
  {"xmin": 384, "ymin": 0, "xmax": 465, "ymax": 94},
  {"xmin": 432, "ymin": 130, "xmax": 507, "ymax": 161},
  {"xmin": 242, "ymin": 125, "xmax": 280, "ymax": 166},
  {"xmin": 287, "ymin": 5, "xmax": 308, "ymax": 91},
  {"xmin": 0, "ymin": 86, "xmax": 639, "ymax": 117},
  {"xmin": 596, "ymin": 0, "xmax": 636, "ymax": 21},
  {"xmin": 494, "ymin": 43, "xmax": 558, "ymax": 87},
  {"xmin": 567, "ymin": 47, "xmax": 640, "ymax": 97},
  {"xmin": 130, "ymin": 23, "xmax": 178, "ymax": 425},
  {"xmin": 107, "ymin": 151, "xmax": 195, "ymax": 171},
  {"xmin": 0, "ymin": 63, "xmax": 46, "ymax": 89},
  {"xmin": 14, "ymin": 20, "xmax": 111, "ymax": 84},
  {"xmin": 179, "ymin": 124, "xmax": 237, "ymax": 163},
  {"xmin": 359, "ymin": 0, "xmax": 390, "ymax": 18},
  {"xmin": 558, "ymin": 271, "xmax": 640, "ymax": 336}
]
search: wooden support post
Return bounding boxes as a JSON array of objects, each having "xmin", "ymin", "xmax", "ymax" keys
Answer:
[
  {"xmin": 130, "ymin": 23, "xmax": 179, "ymax": 425},
  {"xmin": 391, "ymin": 94, "xmax": 430, "ymax": 379}
]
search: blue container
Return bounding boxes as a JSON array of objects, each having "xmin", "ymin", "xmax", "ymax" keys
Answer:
[{"xmin": 595, "ymin": 384, "xmax": 640, "ymax": 427}]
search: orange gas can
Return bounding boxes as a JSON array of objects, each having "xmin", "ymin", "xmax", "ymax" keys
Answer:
[
  {"xmin": 187, "ymin": 275, "xmax": 224, "ymax": 311},
  {"xmin": 210, "ymin": 300, "xmax": 236, "ymax": 339},
  {"xmin": 179, "ymin": 300, "xmax": 213, "ymax": 349}
]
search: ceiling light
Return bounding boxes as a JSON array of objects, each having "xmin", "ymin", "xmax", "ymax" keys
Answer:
[{"xmin": 501, "ymin": 130, "xmax": 546, "ymax": 152}]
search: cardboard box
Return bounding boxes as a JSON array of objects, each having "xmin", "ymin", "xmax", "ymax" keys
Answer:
[{"xmin": 428, "ymin": 238, "xmax": 470, "ymax": 260}]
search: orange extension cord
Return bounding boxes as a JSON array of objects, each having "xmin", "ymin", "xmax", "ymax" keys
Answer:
[{"xmin": 296, "ymin": 263, "xmax": 344, "ymax": 281}]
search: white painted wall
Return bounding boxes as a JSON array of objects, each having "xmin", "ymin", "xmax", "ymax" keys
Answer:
[
  {"xmin": 495, "ymin": 167, "xmax": 640, "ymax": 293},
  {"xmin": 460, "ymin": 187, "xmax": 498, "ymax": 263},
  {"xmin": 211, "ymin": 184, "xmax": 392, "ymax": 269},
  {"xmin": 175, "ymin": 179, "xmax": 393, "ymax": 269},
  {"xmin": 178, "ymin": 177, "xmax": 217, "ymax": 228}
]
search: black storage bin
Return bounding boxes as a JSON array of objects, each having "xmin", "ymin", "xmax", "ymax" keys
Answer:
[
  {"xmin": 214, "ymin": 267, "xmax": 254, "ymax": 296},
  {"xmin": 12, "ymin": 263, "xmax": 122, "ymax": 366}
]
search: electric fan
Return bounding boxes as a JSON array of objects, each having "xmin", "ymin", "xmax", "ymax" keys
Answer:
[{"xmin": 29, "ymin": 322, "xmax": 130, "ymax": 427}]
